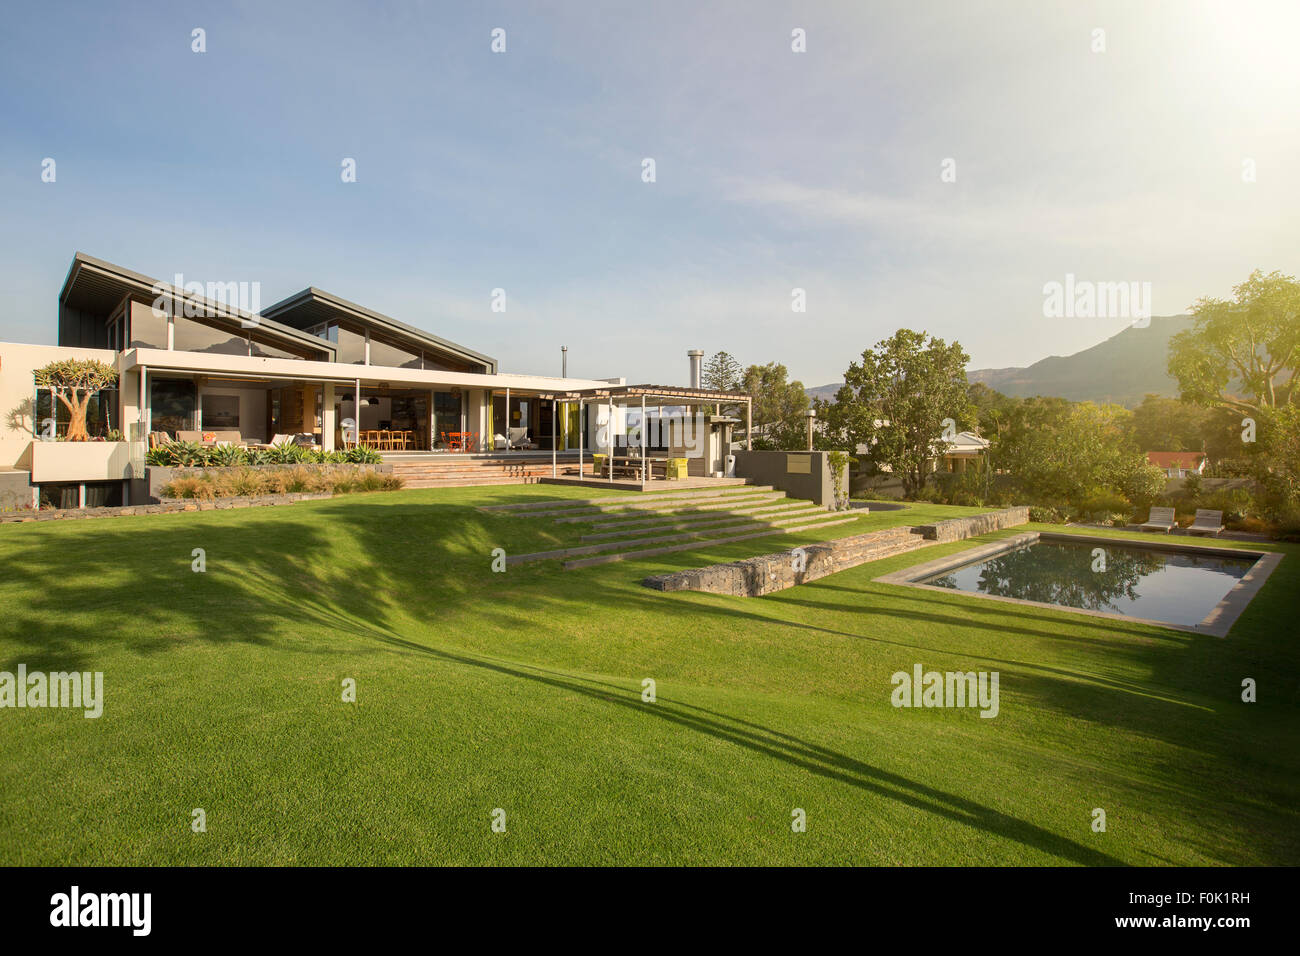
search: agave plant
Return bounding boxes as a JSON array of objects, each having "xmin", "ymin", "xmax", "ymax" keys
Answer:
[
  {"xmin": 207, "ymin": 444, "xmax": 247, "ymax": 467},
  {"xmin": 163, "ymin": 441, "xmax": 208, "ymax": 468},
  {"xmin": 267, "ymin": 443, "xmax": 308, "ymax": 464},
  {"xmin": 345, "ymin": 446, "xmax": 383, "ymax": 464}
]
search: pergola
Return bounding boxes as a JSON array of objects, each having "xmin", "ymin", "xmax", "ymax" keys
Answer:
[{"xmin": 531, "ymin": 384, "xmax": 753, "ymax": 489}]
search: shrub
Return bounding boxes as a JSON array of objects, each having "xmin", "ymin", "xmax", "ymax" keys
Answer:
[
  {"xmin": 1201, "ymin": 487, "xmax": 1256, "ymax": 523},
  {"xmin": 1182, "ymin": 472, "xmax": 1203, "ymax": 502},
  {"xmin": 1028, "ymin": 505, "xmax": 1067, "ymax": 524},
  {"xmin": 160, "ymin": 475, "xmax": 214, "ymax": 499},
  {"xmin": 1111, "ymin": 458, "xmax": 1167, "ymax": 510},
  {"xmin": 1275, "ymin": 509, "xmax": 1300, "ymax": 542},
  {"xmin": 1076, "ymin": 489, "xmax": 1131, "ymax": 517}
]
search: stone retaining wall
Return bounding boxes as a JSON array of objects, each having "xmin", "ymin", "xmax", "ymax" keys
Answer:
[
  {"xmin": 645, "ymin": 526, "xmax": 926, "ymax": 597},
  {"xmin": 913, "ymin": 506, "xmax": 1030, "ymax": 542},
  {"xmin": 643, "ymin": 506, "xmax": 1029, "ymax": 596},
  {"xmin": 0, "ymin": 492, "xmax": 330, "ymax": 523}
]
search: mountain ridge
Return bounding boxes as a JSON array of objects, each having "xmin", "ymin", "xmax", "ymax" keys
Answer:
[{"xmin": 807, "ymin": 314, "xmax": 1192, "ymax": 407}]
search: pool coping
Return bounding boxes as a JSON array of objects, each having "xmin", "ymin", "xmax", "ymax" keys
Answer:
[{"xmin": 873, "ymin": 530, "xmax": 1283, "ymax": 638}]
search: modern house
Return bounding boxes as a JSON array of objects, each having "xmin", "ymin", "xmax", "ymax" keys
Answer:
[
  {"xmin": 1, "ymin": 254, "xmax": 751, "ymax": 509},
  {"xmin": 1146, "ymin": 451, "xmax": 1208, "ymax": 478}
]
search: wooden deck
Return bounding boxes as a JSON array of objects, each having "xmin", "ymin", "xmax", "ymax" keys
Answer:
[
  {"xmin": 539, "ymin": 474, "xmax": 749, "ymax": 491},
  {"xmin": 384, "ymin": 453, "xmax": 741, "ymax": 491}
]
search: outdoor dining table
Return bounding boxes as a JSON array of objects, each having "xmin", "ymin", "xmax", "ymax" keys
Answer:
[
  {"xmin": 606, "ymin": 455, "xmax": 668, "ymax": 479},
  {"xmin": 445, "ymin": 431, "xmax": 478, "ymax": 452}
]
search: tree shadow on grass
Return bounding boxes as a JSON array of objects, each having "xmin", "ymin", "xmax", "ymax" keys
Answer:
[
  {"xmin": 371, "ymin": 632, "xmax": 1124, "ymax": 866},
  {"xmin": 1, "ymin": 493, "xmax": 1292, "ymax": 864}
]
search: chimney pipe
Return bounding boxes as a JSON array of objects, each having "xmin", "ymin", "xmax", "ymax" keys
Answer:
[
  {"xmin": 687, "ymin": 349, "xmax": 704, "ymax": 389},
  {"xmin": 561, "ymin": 345, "xmax": 567, "ymax": 378}
]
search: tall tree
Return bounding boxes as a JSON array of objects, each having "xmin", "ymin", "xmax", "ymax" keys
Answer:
[
  {"xmin": 741, "ymin": 362, "xmax": 809, "ymax": 449},
  {"xmin": 823, "ymin": 330, "xmax": 971, "ymax": 496},
  {"xmin": 701, "ymin": 350, "xmax": 744, "ymax": 415},
  {"xmin": 1168, "ymin": 269, "xmax": 1300, "ymax": 412},
  {"xmin": 700, "ymin": 351, "xmax": 743, "ymax": 393}
]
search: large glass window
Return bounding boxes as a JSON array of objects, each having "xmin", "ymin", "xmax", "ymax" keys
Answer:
[
  {"xmin": 34, "ymin": 388, "xmax": 119, "ymax": 439},
  {"xmin": 433, "ymin": 391, "xmax": 462, "ymax": 445},
  {"xmin": 129, "ymin": 303, "xmax": 168, "ymax": 349},
  {"xmin": 249, "ymin": 333, "xmax": 317, "ymax": 360},
  {"xmin": 325, "ymin": 323, "xmax": 367, "ymax": 364},
  {"xmin": 150, "ymin": 379, "xmax": 197, "ymax": 435},
  {"xmin": 368, "ymin": 333, "xmax": 421, "ymax": 369},
  {"xmin": 172, "ymin": 315, "xmax": 249, "ymax": 356}
]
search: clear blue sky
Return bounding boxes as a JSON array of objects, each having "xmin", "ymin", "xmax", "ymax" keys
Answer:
[{"xmin": 1, "ymin": 0, "xmax": 1296, "ymax": 386}]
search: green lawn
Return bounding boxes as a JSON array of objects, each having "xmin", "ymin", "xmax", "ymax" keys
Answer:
[{"xmin": 0, "ymin": 486, "xmax": 1296, "ymax": 865}]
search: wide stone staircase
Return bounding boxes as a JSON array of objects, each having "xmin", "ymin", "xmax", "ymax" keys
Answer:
[
  {"xmin": 481, "ymin": 486, "xmax": 858, "ymax": 568},
  {"xmin": 388, "ymin": 455, "xmax": 579, "ymax": 488}
]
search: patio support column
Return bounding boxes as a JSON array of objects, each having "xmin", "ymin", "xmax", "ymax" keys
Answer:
[
  {"xmin": 322, "ymin": 383, "xmax": 336, "ymax": 452},
  {"xmin": 551, "ymin": 398, "xmax": 557, "ymax": 478},
  {"xmin": 746, "ymin": 397, "xmax": 752, "ymax": 451},
  {"xmin": 505, "ymin": 387, "xmax": 510, "ymax": 453},
  {"xmin": 607, "ymin": 394, "xmax": 613, "ymax": 483},
  {"xmin": 354, "ymin": 379, "xmax": 361, "ymax": 448},
  {"xmin": 578, "ymin": 397, "xmax": 584, "ymax": 480},
  {"xmin": 141, "ymin": 367, "xmax": 150, "ymax": 439},
  {"xmin": 640, "ymin": 394, "xmax": 647, "ymax": 490}
]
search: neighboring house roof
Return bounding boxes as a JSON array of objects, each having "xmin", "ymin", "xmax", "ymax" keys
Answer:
[
  {"xmin": 261, "ymin": 287, "xmax": 497, "ymax": 374},
  {"xmin": 941, "ymin": 430, "xmax": 990, "ymax": 454},
  {"xmin": 1146, "ymin": 451, "xmax": 1206, "ymax": 469},
  {"xmin": 58, "ymin": 253, "xmax": 334, "ymax": 359}
]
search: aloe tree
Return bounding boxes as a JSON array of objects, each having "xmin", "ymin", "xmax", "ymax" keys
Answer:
[{"xmin": 33, "ymin": 359, "xmax": 118, "ymax": 442}]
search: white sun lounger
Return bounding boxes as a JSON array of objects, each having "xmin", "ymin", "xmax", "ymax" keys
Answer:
[
  {"xmin": 1140, "ymin": 506, "xmax": 1177, "ymax": 533},
  {"xmin": 1187, "ymin": 509, "xmax": 1225, "ymax": 536}
]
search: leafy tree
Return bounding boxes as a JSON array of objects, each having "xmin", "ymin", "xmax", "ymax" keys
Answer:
[
  {"xmin": 1251, "ymin": 404, "xmax": 1300, "ymax": 512},
  {"xmin": 740, "ymin": 362, "xmax": 809, "ymax": 449},
  {"xmin": 33, "ymin": 359, "xmax": 118, "ymax": 442},
  {"xmin": 992, "ymin": 397, "xmax": 1163, "ymax": 507},
  {"xmin": 1131, "ymin": 393, "xmax": 1211, "ymax": 452},
  {"xmin": 822, "ymin": 330, "xmax": 971, "ymax": 496},
  {"xmin": 967, "ymin": 382, "xmax": 1018, "ymax": 439},
  {"xmin": 1168, "ymin": 269, "xmax": 1299, "ymax": 412}
]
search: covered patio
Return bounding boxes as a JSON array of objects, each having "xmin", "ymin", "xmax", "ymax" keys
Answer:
[{"xmin": 536, "ymin": 384, "xmax": 753, "ymax": 491}]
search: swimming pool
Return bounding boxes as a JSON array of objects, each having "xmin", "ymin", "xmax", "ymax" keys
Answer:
[{"xmin": 877, "ymin": 532, "xmax": 1281, "ymax": 635}]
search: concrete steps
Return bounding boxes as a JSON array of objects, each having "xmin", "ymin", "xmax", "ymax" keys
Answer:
[
  {"xmin": 514, "ymin": 489, "xmax": 781, "ymax": 521},
  {"xmin": 582, "ymin": 498, "xmax": 814, "ymax": 533},
  {"xmin": 580, "ymin": 503, "xmax": 827, "ymax": 541},
  {"xmin": 390, "ymin": 455, "xmax": 577, "ymax": 487},
  {"xmin": 506, "ymin": 507, "xmax": 855, "ymax": 566},
  {"xmin": 479, "ymin": 485, "xmax": 773, "ymax": 513},
  {"xmin": 562, "ymin": 514, "xmax": 860, "ymax": 569}
]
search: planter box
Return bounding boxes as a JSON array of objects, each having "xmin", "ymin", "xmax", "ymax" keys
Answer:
[{"xmin": 29, "ymin": 441, "xmax": 137, "ymax": 483}]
